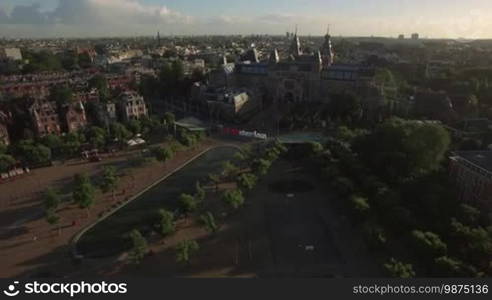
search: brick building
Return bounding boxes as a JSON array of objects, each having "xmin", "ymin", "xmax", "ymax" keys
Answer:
[
  {"xmin": 117, "ymin": 91, "xmax": 148, "ymax": 122},
  {"xmin": 30, "ymin": 100, "xmax": 61, "ymax": 136},
  {"xmin": 63, "ymin": 101, "xmax": 87, "ymax": 133},
  {"xmin": 0, "ymin": 111, "xmax": 11, "ymax": 145},
  {"xmin": 450, "ymin": 151, "xmax": 492, "ymax": 211}
]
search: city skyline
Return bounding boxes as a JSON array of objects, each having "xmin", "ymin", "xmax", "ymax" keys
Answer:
[{"xmin": 0, "ymin": 0, "xmax": 492, "ymax": 39}]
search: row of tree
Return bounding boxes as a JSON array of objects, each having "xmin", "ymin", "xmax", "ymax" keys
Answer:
[
  {"xmin": 0, "ymin": 112, "xmax": 177, "ymax": 170},
  {"xmin": 126, "ymin": 140, "xmax": 288, "ymax": 266},
  {"xmin": 42, "ymin": 166, "xmax": 120, "ymax": 235}
]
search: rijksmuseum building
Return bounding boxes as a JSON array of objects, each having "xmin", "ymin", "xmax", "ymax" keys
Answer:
[{"xmin": 209, "ymin": 31, "xmax": 384, "ymax": 108}]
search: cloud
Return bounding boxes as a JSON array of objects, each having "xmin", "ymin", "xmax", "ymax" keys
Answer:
[
  {"xmin": 0, "ymin": 0, "xmax": 194, "ymax": 36},
  {"xmin": 0, "ymin": 0, "xmax": 491, "ymax": 38},
  {"xmin": 51, "ymin": 0, "xmax": 193, "ymax": 25},
  {"xmin": 1, "ymin": 3, "xmax": 49, "ymax": 24}
]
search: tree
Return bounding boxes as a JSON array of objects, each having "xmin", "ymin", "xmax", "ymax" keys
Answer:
[
  {"xmin": 22, "ymin": 50, "xmax": 62, "ymax": 73},
  {"xmin": 222, "ymin": 189, "xmax": 245, "ymax": 210},
  {"xmin": 354, "ymin": 118, "xmax": 450, "ymax": 181},
  {"xmin": 40, "ymin": 134, "xmax": 63, "ymax": 157},
  {"xmin": 163, "ymin": 112, "xmax": 175, "ymax": 133},
  {"xmin": 265, "ymin": 147, "xmax": 281, "ymax": 161},
  {"xmin": 412, "ymin": 230, "xmax": 448, "ymax": 258},
  {"xmin": 363, "ymin": 222, "xmax": 387, "ymax": 250},
  {"xmin": 14, "ymin": 140, "xmax": 52, "ymax": 165},
  {"xmin": 140, "ymin": 116, "xmax": 162, "ymax": 135},
  {"xmin": 200, "ymin": 212, "xmax": 219, "ymax": 234},
  {"xmin": 272, "ymin": 141, "xmax": 288, "ymax": 154},
  {"xmin": 384, "ymin": 258, "xmax": 416, "ymax": 278},
  {"xmin": 459, "ymin": 204, "xmax": 481, "ymax": 226},
  {"xmin": 72, "ymin": 173, "xmax": 96, "ymax": 216},
  {"xmin": 100, "ymin": 166, "xmax": 119, "ymax": 201},
  {"xmin": 178, "ymin": 130, "xmax": 197, "ymax": 148},
  {"xmin": 78, "ymin": 53, "xmax": 92, "ymax": 69},
  {"xmin": 126, "ymin": 120, "xmax": 142, "ymax": 135},
  {"xmin": 434, "ymin": 256, "xmax": 465, "ymax": 277},
  {"xmin": 450, "ymin": 219, "xmax": 492, "ymax": 267},
  {"xmin": 234, "ymin": 147, "xmax": 253, "ymax": 167},
  {"xmin": 172, "ymin": 60, "xmax": 185, "ymax": 82},
  {"xmin": 208, "ymin": 174, "xmax": 221, "ymax": 193},
  {"xmin": 0, "ymin": 143, "xmax": 7, "ymax": 154},
  {"xmin": 329, "ymin": 92, "xmax": 362, "ymax": 122},
  {"xmin": 335, "ymin": 126, "xmax": 369, "ymax": 143},
  {"xmin": 94, "ymin": 44, "xmax": 107, "ymax": 55},
  {"xmin": 50, "ymin": 86, "xmax": 74, "ymax": 107},
  {"xmin": 179, "ymin": 193, "xmax": 199, "ymax": 214},
  {"xmin": 222, "ymin": 161, "xmax": 239, "ymax": 179},
  {"xmin": 60, "ymin": 50, "xmax": 79, "ymax": 70},
  {"xmin": 62, "ymin": 132, "xmax": 84, "ymax": 156},
  {"xmin": 236, "ymin": 173, "xmax": 258, "ymax": 191},
  {"xmin": 252, "ymin": 158, "xmax": 272, "ymax": 176},
  {"xmin": 308, "ymin": 142, "xmax": 324, "ymax": 156},
  {"xmin": 128, "ymin": 229, "xmax": 148, "ymax": 264},
  {"xmin": 351, "ymin": 195, "xmax": 370, "ymax": 215},
  {"xmin": 0, "ymin": 154, "xmax": 15, "ymax": 173},
  {"xmin": 157, "ymin": 209, "xmax": 175, "ymax": 237},
  {"xmin": 139, "ymin": 75, "xmax": 160, "ymax": 100},
  {"xmin": 88, "ymin": 74, "xmax": 110, "ymax": 101},
  {"xmin": 176, "ymin": 240, "xmax": 199, "ymax": 264},
  {"xmin": 85, "ymin": 126, "xmax": 107, "ymax": 149},
  {"xmin": 194, "ymin": 181, "xmax": 206, "ymax": 202},
  {"xmin": 332, "ymin": 177, "xmax": 355, "ymax": 196},
  {"xmin": 151, "ymin": 146, "xmax": 173, "ymax": 163},
  {"xmin": 43, "ymin": 188, "xmax": 61, "ymax": 211},
  {"xmin": 109, "ymin": 122, "xmax": 132, "ymax": 142},
  {"xmin": 44, "ymin": 177, "xmax": 62, "ymax": 236},
  {"xmin": 45, "ymin": 211, "xmax": 61, "ymax": 236}
]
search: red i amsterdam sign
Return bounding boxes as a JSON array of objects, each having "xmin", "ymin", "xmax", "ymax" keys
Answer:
[{"xmin": 221, "ymin": 127, "xmax": 267, "ymax": 140}]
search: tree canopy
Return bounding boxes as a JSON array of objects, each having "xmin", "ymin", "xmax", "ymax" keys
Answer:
[
  {"xmin": 128, "ymin": 229, "xmax": 148, "ymax": 264},
  {"xmin": 222, "ymin": 189, "xmax": 245, "ymax": 210},
  {"xmin": 179, "ymin": 193, "xmax": 199, "ymax": 213},
  {"xmin": 73, "ymin": 173, "xmax": 96, "ymax": 213},
  {"xmin": 354, "ymin": 118, "xmax": 450, "ymax": 180},
  {"xmin": 157, "ymin": 209, "xmax": 175, "ymax": 236},
  {"xmin": 176, "ymin": 240, "xmax": 199, "ymax": 264}
]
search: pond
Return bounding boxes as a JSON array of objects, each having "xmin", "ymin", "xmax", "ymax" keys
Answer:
[{"xmin": 76, "ymin": 146, "xmax": 238, "ymax": 258}]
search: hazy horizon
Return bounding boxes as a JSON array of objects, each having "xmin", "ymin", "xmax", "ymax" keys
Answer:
[{"xmin": 0, "ymin": 0, "xmax": 492, "ymax": 39}]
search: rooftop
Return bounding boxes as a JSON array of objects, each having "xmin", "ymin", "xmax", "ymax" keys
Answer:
[{"xmin": 454, "ymin": 151, "xmax": 492, "ymax": 173}]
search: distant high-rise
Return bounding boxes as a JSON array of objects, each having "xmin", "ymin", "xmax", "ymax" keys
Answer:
[
  {"xmin": 398, "ymin": 34, "xmax": 405, "ymax": 39},
  {"xmin": 157, "ymin": 31, "xmax": 161, "ymax": 47},
  {"xmin": 411, "ymin": 33, "xmax": 419, "ymax": 40}
]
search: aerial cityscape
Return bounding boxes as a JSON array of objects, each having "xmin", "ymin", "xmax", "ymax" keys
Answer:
[{"xmin": 0, "ymin": 0, "xmax": 492, "ymax": 283}]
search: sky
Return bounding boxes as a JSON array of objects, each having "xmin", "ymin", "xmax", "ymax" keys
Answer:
[{"xmin": 0, "ymin": 0, "xmax": 491, "ymax": 38}]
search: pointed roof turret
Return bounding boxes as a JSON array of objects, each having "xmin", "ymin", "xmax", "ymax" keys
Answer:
[
  {"xmin": 289, "ymin": 25, "xmax": 302, "ymax": 58},
  {"xmin": 320, "ymin": 25, "xmax": 334, "ymax": 67},
  {"xmin": 269, "ymin": 48, "xmax": 279, "ymax": 64}
]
